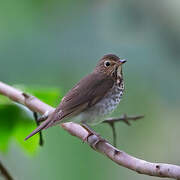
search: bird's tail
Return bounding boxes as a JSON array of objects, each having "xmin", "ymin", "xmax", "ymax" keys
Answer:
[{"xmin": 24, "ymin": 117, "xmax": 52, "ymax": 141}]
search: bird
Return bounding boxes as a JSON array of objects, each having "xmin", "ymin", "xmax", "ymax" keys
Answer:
[{"xmin": 25, "ymin": 54, "xmax": 126, "ymax": 140}]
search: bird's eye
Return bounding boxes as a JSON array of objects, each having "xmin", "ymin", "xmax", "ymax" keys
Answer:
[{"xmin": 104, "ymin": 61, "xmax": 111, "ymax": 67}]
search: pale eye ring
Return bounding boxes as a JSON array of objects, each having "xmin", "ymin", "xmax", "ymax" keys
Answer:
[{"xmin": 104, "ymin": 61, "xmax": 111, "ymax": 67}]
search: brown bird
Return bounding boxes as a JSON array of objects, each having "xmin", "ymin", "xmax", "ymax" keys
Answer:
[{"xmin": 25, "ymin": 54, "xmax": 126, "ymax": 140}]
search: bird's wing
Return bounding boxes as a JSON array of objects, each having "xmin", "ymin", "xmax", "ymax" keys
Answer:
[
  {"xmin": 51, "ymin": 72, "xmax": 114, "ymax": 123},
  {"xmin": 24, "ymin": 72, "xmax": 114, "ymax": 140}
]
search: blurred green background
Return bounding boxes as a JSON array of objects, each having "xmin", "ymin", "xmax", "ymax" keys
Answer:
[{"xmin": 0, "ymin": 0, "xmax": 180, "ymax": 179}]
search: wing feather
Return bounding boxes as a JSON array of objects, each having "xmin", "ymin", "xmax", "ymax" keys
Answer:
[
  {"xmin": 51, "ymin": 72, "xmax": 114, "ymax": 123},
  {"xmin": 25, "ymin": 72, "xmax": 114, "ymax": 140}
]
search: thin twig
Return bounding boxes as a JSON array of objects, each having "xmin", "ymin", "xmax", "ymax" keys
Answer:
[
  {"xmin": 0, "ymin": 81, "xmax": 180, "ymax": 179},
  {"xmin": 108, "ymin": 122, "xmax": 117, "ymax": 147},
  {"xmin": 33, "ymin": 112, "xmax": 44, "ymax": 146},
  {"xmin": 0, "ymin": 160, "xmax": 13, "ymax": 180},
  {"xmin": 103, "ymin": 114, "xmax": 144, "ymax": 147},
  {"xmin": 103, "ymin": 114, "xmax": 144, "ymax": 125}
]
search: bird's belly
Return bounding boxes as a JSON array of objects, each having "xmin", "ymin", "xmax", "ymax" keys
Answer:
[{"xmin": 73, "ymin": 83, "xmax": 124, "ymax": 125}]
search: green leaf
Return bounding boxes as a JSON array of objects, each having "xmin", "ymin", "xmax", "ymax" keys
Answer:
[
  {"xmin": 0, "ymin": 105, "xmax": 19, "ymax": 152},
  {"xmin": 0, "ymin": 85, "xmax": 61, "ymax": 154},
  {"xmin": 14, "ymin": 84, "xmax": 62, "ymax": 106},
  {"xmin": 30, "ymin": 87, "xmax": 61, "ymax": 106},
  {"xmin": 0, "ymin": 95, "xmax": 12, "ymax": 105},
  {"xmin": 13, "ymin": 116, "xmax": 39, "ymax": 155}
]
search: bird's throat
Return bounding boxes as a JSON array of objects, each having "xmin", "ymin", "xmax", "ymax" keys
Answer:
[{"xmin": 117, "ymin": 65, "xmax": 122, "ymax": 78}]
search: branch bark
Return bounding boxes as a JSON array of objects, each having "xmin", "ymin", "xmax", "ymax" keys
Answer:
[{"xmin": 0, "ymin": 81, "xmax": 180, "ymax": 179}]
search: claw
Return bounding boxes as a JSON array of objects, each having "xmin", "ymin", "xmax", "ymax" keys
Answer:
[
  {"xmin": 81, "ymin": 123, "xmax": 107, "ymax": 149},
  {"xmin": 38, "ymin": 111, "xmax": 49, "ymax": 122},
  {"xmin": 87, "ymin": 135, "xmax": 107, "ymax": 150}
]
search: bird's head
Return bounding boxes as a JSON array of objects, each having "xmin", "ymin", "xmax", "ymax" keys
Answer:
[{"xmin": 95, "ymin": 54, "xmax": 126, "ymax": 80}]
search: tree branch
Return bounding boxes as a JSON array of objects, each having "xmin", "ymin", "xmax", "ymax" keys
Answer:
[
  {"xmin": 0, "ymin": 81, "xmax": 180, "ymax": 179},
  {"xmin": 0, "ymin": 160, "xmax": 13, "ymax": 180},
  {"xmin": 103, "ymin": 114, "xmax": 144, "ymax": 147},
  {"xmin": 103, "ymin": 114, "xmax": 144, "ymax": 125}
]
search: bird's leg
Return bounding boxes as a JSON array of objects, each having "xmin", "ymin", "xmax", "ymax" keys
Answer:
[
  {"xmin": 81, "ymin": 123, "xmax": 107, "ymax": 150},
  {"xmin": 81, "ymin": 123, "xmax": 99, "ymax": 137},
  {"xmin": 37, "ymin": 111, "xmax": 50, "ymax": 123},
  {"xmin": 33, "ymin": 111, "xmax": 49, "ymax": 146}
]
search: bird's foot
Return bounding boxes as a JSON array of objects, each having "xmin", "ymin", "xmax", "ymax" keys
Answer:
[
  {"xmin": 81, "ymin": 123, "xmax": 107, "ymax": 150},
  {"xmin": 37, "ymin": 111, "xmax": 49, "ymax": 122}
]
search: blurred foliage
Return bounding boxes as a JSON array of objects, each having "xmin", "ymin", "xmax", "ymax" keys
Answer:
[
  {"xmin": 0, "ymin": 86, "xmax": 61, "ymax": 154},
  {"xmin": 0, "ymin": 0, "xmax": 180, "ymax": 180}
]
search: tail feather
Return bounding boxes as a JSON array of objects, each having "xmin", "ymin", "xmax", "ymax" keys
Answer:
[{"xmin": 24, "ymin": 118, "xmax": 52, "ymax": 141}]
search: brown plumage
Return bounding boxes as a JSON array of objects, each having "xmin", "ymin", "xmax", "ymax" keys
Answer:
[{"xmin": 25, "ymin": 54, "xmax": 126, "ymax": 140}]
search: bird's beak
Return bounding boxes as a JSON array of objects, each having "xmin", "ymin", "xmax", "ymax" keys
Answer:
[{"xmin": 119, "ymin": 59, "xmax": 127, "ymax": 64}]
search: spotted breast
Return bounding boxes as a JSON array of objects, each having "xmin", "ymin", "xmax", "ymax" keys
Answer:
[{"xmin": 73, "ymin": 81, "xmax": 124, "ymax": 125}]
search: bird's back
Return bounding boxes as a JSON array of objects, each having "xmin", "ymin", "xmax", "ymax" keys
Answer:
[{"xmin": 46, "ymin": 72, "xmax": 114, "ymax": 126}]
